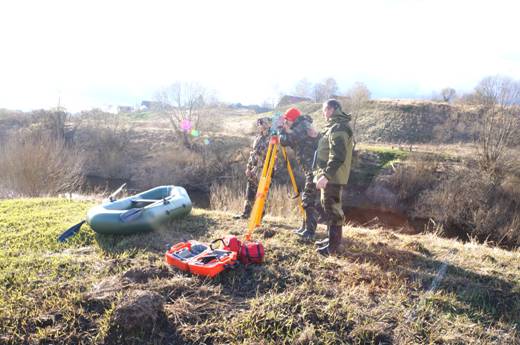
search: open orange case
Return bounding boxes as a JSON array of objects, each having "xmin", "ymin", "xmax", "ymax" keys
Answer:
[{"xmin": 165, "ymin": 240, "xmax": 238, "ymax": 278}]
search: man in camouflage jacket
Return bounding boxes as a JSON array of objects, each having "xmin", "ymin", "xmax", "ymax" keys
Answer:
[
  {"xmin": 314, "ymin": 99, "xmax": 354, "ymax": 256},
  {"xmin": 233, "ymin": 117, "xmax": 272, "ymax": 219},
  {"xmin": 279, "ymin": 107, "xmax": 320, "ymax": 240}
]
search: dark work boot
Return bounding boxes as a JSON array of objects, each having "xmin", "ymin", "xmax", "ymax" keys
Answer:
[
  {"xmin": 298, "ymin": 208, "xmax": 318, "ymax": 241},
  {"xmin": 317, "ymin": 225, "xmax": 342, "ymax": 256},
  {"xmin": 329, "ymin": 225, "xmax": 342, "ymax": 253},
  {"xmin": 233, "ymin": 201, "xmax": 252, "ymax": 219}
]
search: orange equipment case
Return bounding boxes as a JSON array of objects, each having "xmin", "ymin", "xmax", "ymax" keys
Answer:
[{"xmin": 165, "ymin": 240, "xmax": 238, "ymax": 278}]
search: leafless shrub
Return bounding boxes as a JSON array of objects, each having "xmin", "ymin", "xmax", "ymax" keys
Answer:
[
  {"xmin": 137, "ymin": 136, "xmax": 248, "ymax": 191},
  {"xmin": 440, "ymin": 87, "xmax": 457, "ymax": 103},
  {"xmin": 78, "ymin": 112, "xmax": 134, "ymax": 180},
  {"xmin": 343, "ymin": 82, "xmax": 371, "ymax": 146},
  {"xmin": 137, "ymin": 144, "xmax": 202, "ymax": 189},
  {"xmin": 154, "ymin": 81, "xmax": 218, "ymax": 147},
  {"xmin": 311, "ymin": 77, "xmax": 339, "ymax": 103},
  {"xmin": 29, "ymin": 108, "xmax": 82, "ymax": 144},
  {"xmin": 292, "ymin": 77, "xmax": 339, "ymax": 103},
  {"xmin": 387, "ymin": 144, "xmax": 520, "ymax": 247},
  {"xmin": 293, "ymin": 78, "xmax": 313, "ymax": 99},
  {"xmin": 386, "ymin": 155, "xmax": 441, "ymax": 207},
  {"xmin": 0, "ymin": 110, "xmax": 31, "ymax": 138},
  {"xmin": 432, "ymin": 106, "xmax": 480, "ymax": 143},
  {"xmin": 0, "ymin": 133, "xmax": 84, "ymax": 197},
  {"xmin": 413, "ymin": 76, "xmax": 520, "ymax": 247},
  {"xmin": 416, "ymin": 164, "xmax": 520, "ymax": 248},
  {"xmin": 472, "ymin": 75, "xmax": 520, "ymax": 179}
]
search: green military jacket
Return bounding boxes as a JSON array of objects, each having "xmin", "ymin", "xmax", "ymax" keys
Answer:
[{"xmin": 314, "ymin": 109, "xmax": 354, "ymax": 185}]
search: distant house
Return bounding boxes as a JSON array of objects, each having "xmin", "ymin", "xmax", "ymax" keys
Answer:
[
  {"xmin": 117, "ymin": 106, "xmax": 133, "ymax": 113},
  {"xmin": 277, "ymin": 95, "xmax": 312, "ymax": 107},
  {"xmin": 228, "ymin": 103, "xmax": 272, "ymax": 114},
  {"xmin": 140, "ymin": 101, "xmax": 172, "ymax": 111}
]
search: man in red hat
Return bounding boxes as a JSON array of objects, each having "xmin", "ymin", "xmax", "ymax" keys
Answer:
[{"xmin": 279, "ymin": 107, "xmax": 321, "ymax": 241}]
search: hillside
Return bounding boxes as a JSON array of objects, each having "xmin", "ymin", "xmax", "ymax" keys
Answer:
[
  {"xmin": 278, "ymin": 99, "xmax": 480, "ymax": 143},
  {"xmin": 1, "ymin": 198, "xmax": 519, "ymax": 344},
  {"xmin": 0, "ymin": 99, "xmax": 487, "ymax": 149},
  {"xmin": 352, "ymin": 100, "xmax": 480, "ymax": 143},
  {"xmin": 219, "ymin": 99, "xmax": 480, "ymax": 145}
]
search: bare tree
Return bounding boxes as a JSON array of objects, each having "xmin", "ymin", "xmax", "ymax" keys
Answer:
[
  {"xmin": 312, "ymin": 83, "xmax": 328, "ymax": 102},
  {"xmin": 261, "ymin": 99, "xmax": 275, "ymax": 110},
  {"xmin": 29, "ymin": 108, "xmax": 82, "ymax": 145},
  {"xmin": 323, "ymin": 77, "xmax": 339, "ymax": 98},
  {"xmin": 344, "ymin": 82, "xmax": 371, "ymax": 143},
  {"xmin": 474, "ymin": 75, "xmax": 520, "ymax": 178},
  {"xmin": 441, "ymin": 87, "xmax": 457, "ymax": 103},
  {"xmin": 293, "ymin": 78, "xmax": 313, "ymax": 99},
  {"xmin": 154, "ymin": 81, "xmax": 210, "ymax": 146}
]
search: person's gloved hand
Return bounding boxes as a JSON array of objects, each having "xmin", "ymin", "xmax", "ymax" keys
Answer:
[
  {"xmin": 316, "ymin": 175, "xmax": 329, "ymax": 190},
  {"xmin": 307, "ymin": 127, "xmax": 318, "ymax": 138}
]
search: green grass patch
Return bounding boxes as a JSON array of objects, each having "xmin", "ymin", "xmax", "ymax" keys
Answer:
[
  {"xmin": 1, "ymin": 198, "xmax": 519, "ymax": 344},
  {"xmin": 367, "ymin": 146, "xmax": 410, "ymax": 168},
  {"xmin": 116, "ymin": 111, "xmax": 159, "ymax": 121},
  {"xmin": 0, "ymin": 198, "xmax": 97, "ymax": 256},
  {"xmin": 349, "ymin": 146, "xmax": 410, "ymax": 186}
]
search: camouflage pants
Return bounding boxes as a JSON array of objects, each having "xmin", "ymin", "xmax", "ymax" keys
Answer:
[
  {"xmin": 244, "ymin": 178, "xmax": 258, "ymax": 209},
  {"xmin": 301, "ymin": 172, "xmax": 318, "ymax": 210},
  {"xmin": 298, "ymin": 172, "xmax": 319, "ymax": 231},
  {"xmin": 320, "ymin": 183, "xmax": 344, "ymax": 226}
]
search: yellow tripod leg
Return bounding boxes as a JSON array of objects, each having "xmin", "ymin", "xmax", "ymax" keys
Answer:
[
  {"xmin": 280, "ymin": 146, "xmax": 306, "ymax": 220},
  {"xmin": 246, "ymin": 137, "xmax": 278, "ymax": 241}
]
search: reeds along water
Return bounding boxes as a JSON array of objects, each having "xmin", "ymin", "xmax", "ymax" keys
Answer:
[{"xmin": 210, "ymin": 181, "xmax": 302, "ymax": 220}]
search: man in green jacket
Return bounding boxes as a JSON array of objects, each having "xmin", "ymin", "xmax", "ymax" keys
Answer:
[{"xmin": 314, "ymin": 99, "xmax": 354, "ymax": 256}]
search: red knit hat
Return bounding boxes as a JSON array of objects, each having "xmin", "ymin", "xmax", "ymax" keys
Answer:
[{"xmin": 283, "ymin": 107, "xmax": 301, "ymax": 121}]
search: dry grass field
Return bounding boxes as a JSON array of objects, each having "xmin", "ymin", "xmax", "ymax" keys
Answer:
[{"xmin": 1, "ymin": 198, "xmax": 519, "ymax": 344}]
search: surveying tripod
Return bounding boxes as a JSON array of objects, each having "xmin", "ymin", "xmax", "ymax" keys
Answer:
[{"xmin": 245, "ymin": 133, "xmax": 305, "ymax": 241}]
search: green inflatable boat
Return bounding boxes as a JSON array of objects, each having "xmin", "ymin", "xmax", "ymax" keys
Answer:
[{"xmin": 86, "ymin": 185, "xmax": 192, "ymax": 235}]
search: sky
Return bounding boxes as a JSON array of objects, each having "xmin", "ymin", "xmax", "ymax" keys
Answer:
[{"xmin": 0, "ymin": 0, "xmax": 519, "ymax": 112}]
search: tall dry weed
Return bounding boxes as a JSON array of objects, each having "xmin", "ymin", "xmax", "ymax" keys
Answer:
[
  {"xmin": 0, "ymin": 133, "xmax": 84, "ymax": 197},
  {"xmin": 210, "ymin": 180, "xmax": 302, "ymax": 220}
]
